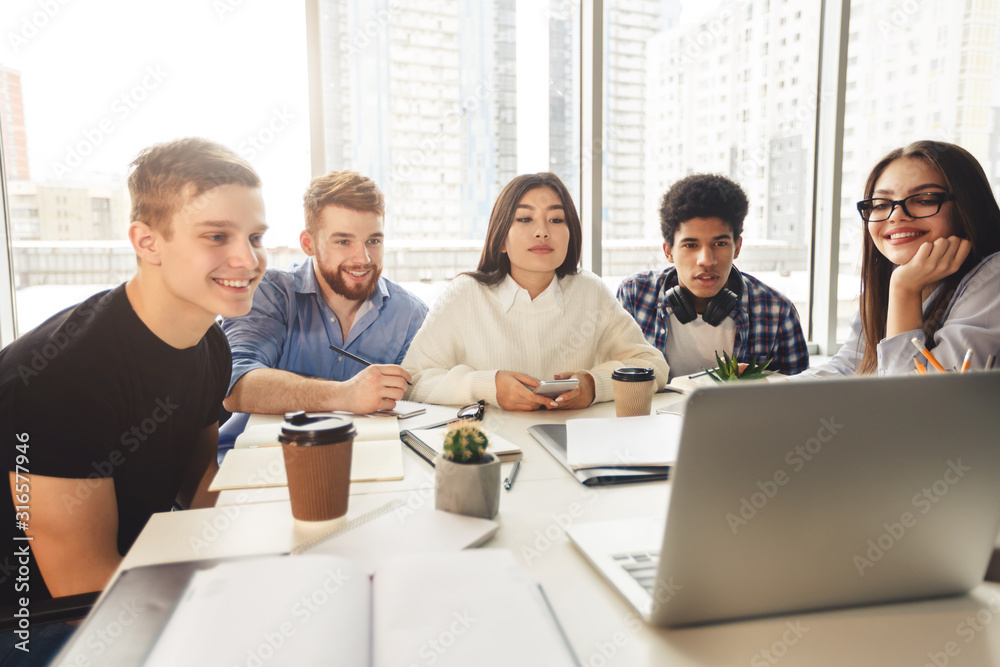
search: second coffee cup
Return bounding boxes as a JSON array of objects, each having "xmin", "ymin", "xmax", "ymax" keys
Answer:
[{"xmin": 611, "ymin": 367, "xmax": 656, "ymax": 417}]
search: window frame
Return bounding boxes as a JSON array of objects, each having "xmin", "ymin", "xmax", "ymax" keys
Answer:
[
  {"xmin": 0, "ymin": 125, "xmax": 16, "ymax": 347},
  {"xmin": 0, "ymin": 0, "xmax": 853, "ymax": 352}
]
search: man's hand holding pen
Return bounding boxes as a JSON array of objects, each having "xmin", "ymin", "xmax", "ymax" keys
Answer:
[
  {"xmin": 328, "ymin": 344, "xmax": 412, "ymax": 414},
  {"xmin": 331, "ymin": 364, "xmax": 411, "ymax": 414}
]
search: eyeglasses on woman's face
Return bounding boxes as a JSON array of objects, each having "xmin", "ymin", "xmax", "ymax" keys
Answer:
[{"xmin": 856, "ymin": 192, "xmax": 954, "ymax": 223}]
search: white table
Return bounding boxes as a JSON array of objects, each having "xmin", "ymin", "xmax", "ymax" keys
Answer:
[{"xmin": 117, "ymin": 394, "xmax": 1000, "ymax": 665}]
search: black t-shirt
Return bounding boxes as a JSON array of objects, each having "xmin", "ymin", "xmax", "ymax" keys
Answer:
[{"xmin": 0, "ymin": 284, "xmax": 230, "ymax": 606}]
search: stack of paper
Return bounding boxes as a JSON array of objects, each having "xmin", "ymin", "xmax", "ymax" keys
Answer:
[{"xmin": 565, "ymin": 414, "xmax": 682, "ymax": 469}]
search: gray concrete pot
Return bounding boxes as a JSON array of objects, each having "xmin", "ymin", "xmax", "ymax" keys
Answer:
[{"xmin": 434, "ymin": 452, "xmax": 501, "ymax": 519}]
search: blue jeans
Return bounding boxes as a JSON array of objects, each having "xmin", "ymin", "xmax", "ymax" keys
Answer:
[{"xmin": 0, "ymin": 622, "xmax": 74, "ymax": 666}]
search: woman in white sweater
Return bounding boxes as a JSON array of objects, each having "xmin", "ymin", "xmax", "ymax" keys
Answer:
[{"xmin": 403, "ymin": 173, "xmax": 668, "ymax": 410}]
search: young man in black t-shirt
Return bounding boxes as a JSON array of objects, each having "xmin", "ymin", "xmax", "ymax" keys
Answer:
[{"xmin": 0, "ymin": 138, "xmax": 268, "ymax": 658}]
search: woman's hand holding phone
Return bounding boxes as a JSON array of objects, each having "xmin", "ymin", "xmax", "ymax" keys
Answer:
[
  {"xmin": 547, "ymin": 372, "xmax": 595, "ymax": 410},
  {"xmin": 496, "ymin": 371, "xmax": 555, "ymax": 411}
]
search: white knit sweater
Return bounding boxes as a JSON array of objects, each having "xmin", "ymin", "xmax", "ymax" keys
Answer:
[{"xmin": 402, "ymin": 270, "xmax": 669, "ymax": 406}]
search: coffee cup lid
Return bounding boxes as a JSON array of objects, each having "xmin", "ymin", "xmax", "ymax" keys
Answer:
[
  {"xmin": 611, "ymin": 367, "xmax": 655, "ymax": 382},
  {"xmin": 279, "ymin": 412, "xmax": 357, "ymax": 446}
]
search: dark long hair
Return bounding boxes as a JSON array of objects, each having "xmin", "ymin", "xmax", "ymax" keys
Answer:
[
  {"xmin": 858, "ymin": 140, "xmax": 1000, "ymax": 373},
  {"xmin": 466, "ymin": 173, "xmax": 583, "ymax": 286}
]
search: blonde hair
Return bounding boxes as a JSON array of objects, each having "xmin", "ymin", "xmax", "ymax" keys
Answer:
[
  {"xmin": 128, "ymin": 137, "xmax": 260, "ymax": 238},
  {"xmin": 303, "ymin": 171, "xmax": 385, "ymax": 235}
]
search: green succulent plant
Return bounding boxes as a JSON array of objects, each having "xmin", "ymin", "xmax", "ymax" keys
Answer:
[
  {"xmin": 442, "ymin": 423, "xmax": 490, "ymax": 463},
  {"xmin": 706, "ymin": 351, "xmax": 772, "ymax": 382}
]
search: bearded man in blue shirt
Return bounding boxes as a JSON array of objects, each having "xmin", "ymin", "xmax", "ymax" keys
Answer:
[
  {"xmin": 617, "ymin": 173, "xmax": 808, "ymax": 380},
  {"xmin": 219, "ymin": 171, "xmax": 427, "ymax": 451}
]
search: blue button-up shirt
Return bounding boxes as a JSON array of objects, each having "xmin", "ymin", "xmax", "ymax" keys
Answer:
[{"xmin": 218, "ymin": 258, "xmax": 428, "ymax": 449}]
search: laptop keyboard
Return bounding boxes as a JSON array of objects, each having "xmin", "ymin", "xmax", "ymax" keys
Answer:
[{"xmin": 612, "ymin": 550, "xmax": 661, "ymax": 594}]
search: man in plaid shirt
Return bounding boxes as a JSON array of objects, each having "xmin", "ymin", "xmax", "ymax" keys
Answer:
[{"xmin": 617, "ymin": 174, "xmax": 808, "ymax": 379}]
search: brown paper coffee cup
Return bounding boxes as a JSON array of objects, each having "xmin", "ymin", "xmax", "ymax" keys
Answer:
[
  {"xmin": 279, "ymin": 413, "xmax": 356, "ymax": 521},
  {"xmin": 612, "ymin": 367, "xmax": 656, "ymax": 417}
]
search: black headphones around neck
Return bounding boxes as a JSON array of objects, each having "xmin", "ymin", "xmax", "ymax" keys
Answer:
[{"xmin": 665, "ymin": 267, "xmax": 744, "ymax": 327}]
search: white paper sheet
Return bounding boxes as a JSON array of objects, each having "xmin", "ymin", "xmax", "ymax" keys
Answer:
[
  {"xmin": 211, "ymin": 437, "xmax": 404, "ymax": 490},
  {"xmin": 144, "ymin": 555, "xmax": 371, "ymax": 667},
  {"xmin": 371, "ymin": 550, "xmax": 577, "ymax": 667},
  {"xmin": 565, "ymin": 414, "xmax": 682, "ymax": 468},
  {"xmin": 235, "ymin": 415, "xmax": 400, "ymax": 449},
  {"xmin": 299, "ymin": 503, "xmax": 498, "ymax": 575}
]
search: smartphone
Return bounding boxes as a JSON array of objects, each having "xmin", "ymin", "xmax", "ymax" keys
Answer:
[{"xmin": 532, "ymin": 378, "xmax": 580, "ymax": 398}]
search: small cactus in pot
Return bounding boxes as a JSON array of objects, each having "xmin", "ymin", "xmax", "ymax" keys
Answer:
[
  {"xmin": 442, "ymin": 423, "xmax": 490, "ymax": 463},
  {"xmin": 435, "ymin": 423, "xmax": 501, "ymax": 519}
]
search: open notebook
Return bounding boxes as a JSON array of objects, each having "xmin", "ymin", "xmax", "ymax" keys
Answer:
[
  {"xmin": 212, "ymin": 417, "xmax": 404, "ymax": 489},
  {"xmin": 61, "ymin": 551, "xmax": 579, "ymax": 667}
]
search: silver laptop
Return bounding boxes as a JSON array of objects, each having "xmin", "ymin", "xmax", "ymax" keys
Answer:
[{"xmin": 567, "ymin": 372, "xmax": 1000, "ymax": 626}]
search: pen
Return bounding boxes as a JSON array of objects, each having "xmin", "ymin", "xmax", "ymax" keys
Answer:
[
  {"xmin": 960, "ymin": 349, "xmax": 973, "ymax": 374},
  {"xmin": 329, "ymin": 344, "xmax": 411, "ymax": 385},
  {"xmin": 914, "ymin": 359, "xmax": 927, "ymax": 375},
  {"xmin": 910, "ymin": 337, "xmax": 947, "ymax": 373},
  {"xmin": 329, "ymin": 344, "xmax": 374, "ymax": 367},
  {"xmin": 503, "ymin": 460, "xmax": 521, "ymax": 491},
  {"xmin": 422, "ymin": 415, "xmax": 471, "ymax": 430}
]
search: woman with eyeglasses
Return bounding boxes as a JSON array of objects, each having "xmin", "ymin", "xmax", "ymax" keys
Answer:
[
  {"xmin": 402, "ymin": 172, "xmax": 668, "ymax": 410},
  {"xmin": 802, "ymin": 140, "xmax": 1000, "ymax": 376}
]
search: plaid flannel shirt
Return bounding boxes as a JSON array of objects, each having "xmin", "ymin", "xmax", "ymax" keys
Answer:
[{"xmin": 616, "ymin": 267, "xmax": 809, "ymax": 376}]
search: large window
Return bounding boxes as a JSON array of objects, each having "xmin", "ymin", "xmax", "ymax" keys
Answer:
[
  {"xmin": 313, "ymin": 0, "xmax": 581, "ymax": 303},
  {"xmin": 1, "ymin": 0, "xmax": 309, "ymax": 334},
  {"xmin": 602, "ymin": 0, "xmax": 821, "ymax": 327},
  {"xmin": 3, "ymin": 1, "xmax": 999, "ymax": 350},
  {"xmin": 836, "ymin": 0, "xmax": 1000, "ymax": 340}
]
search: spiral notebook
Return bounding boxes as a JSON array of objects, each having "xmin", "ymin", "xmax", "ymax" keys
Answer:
[{"xmin": 400, "ymin": 427, "xmax": 523, "ymax": 466}]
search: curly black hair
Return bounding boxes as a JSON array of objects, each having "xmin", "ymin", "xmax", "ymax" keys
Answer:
[{"xmin": 659, "ymin": 173, "xmax": 748, "ymax": 246}]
